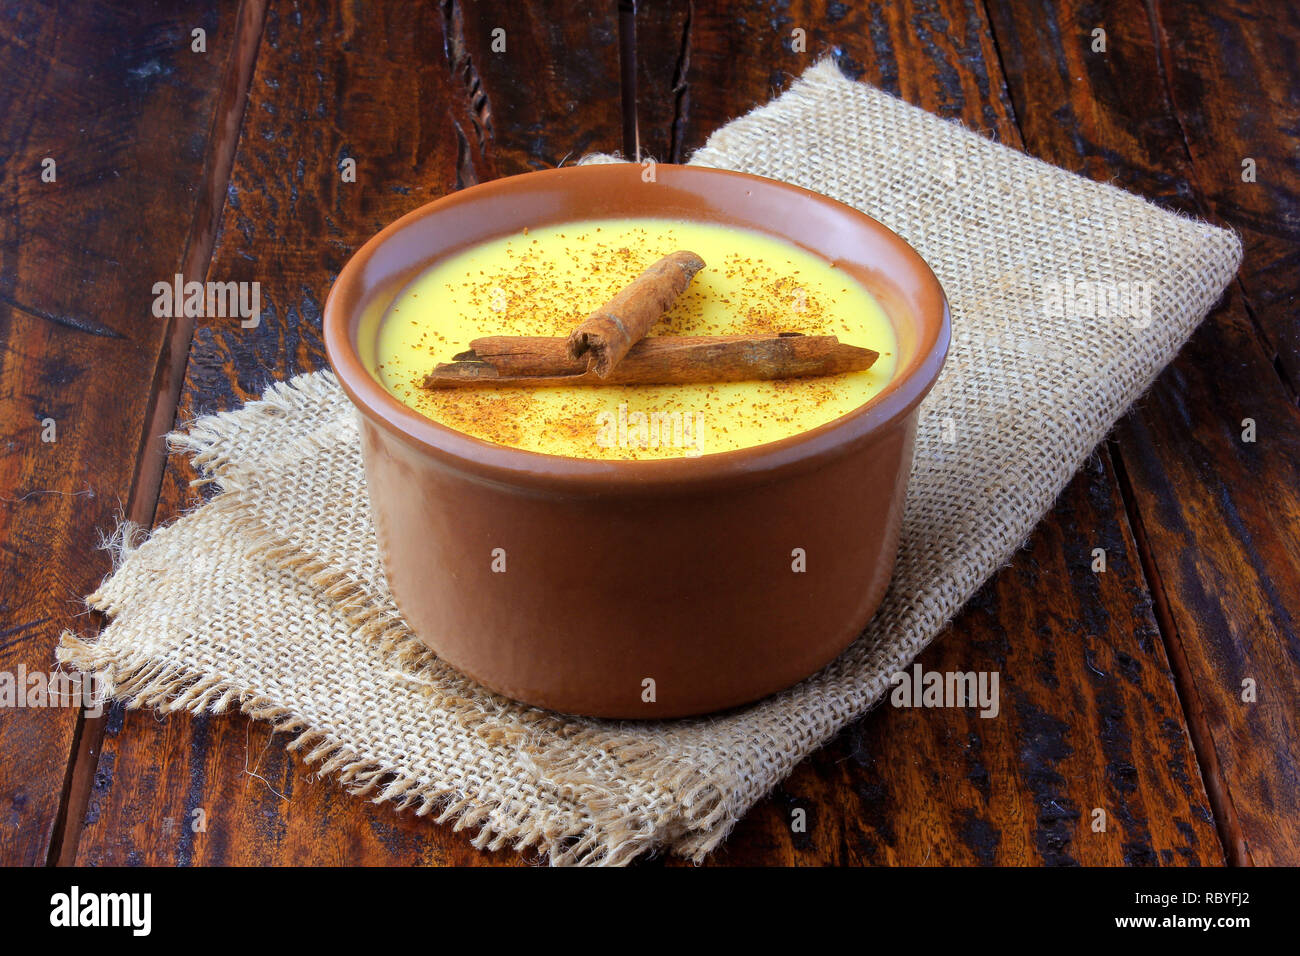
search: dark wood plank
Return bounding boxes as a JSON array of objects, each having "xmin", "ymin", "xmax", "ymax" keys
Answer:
[
  {"xmin": 673, "ymin": 0, "xmax": 1019, "ymax": 155},
  {"xmin": 0, "ymin": 0, "xmax": 242, "ymax": 866},
  {"xmin": 53, "ymin": 0, "xmax": 270, "ymax": 868},
  {"xmin": 1150, "ymin": 0, "xmax": 1299, "ymax": 387},
  {"xmin": 635, "ymin": 1, "xmax": 692, "ymax": 162},
  {"xmin": 452, "ymin": 0, "xmax": 625, "ymax": 176},
  {"xmin": 73, "ymin": 0, "xmax": 532, "ymax": 866},
  {"xmin": 644, "ymin": 0, "xmax": 1227, "ymax": 864},
  {"xmin": 983, "ymin": 0, "xmax": 1300, "ymax": 865}
]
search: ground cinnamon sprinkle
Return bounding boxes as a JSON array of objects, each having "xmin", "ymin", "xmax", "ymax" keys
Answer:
[{"xmin": 429, "ymin": 390, "xmax": 539, "ymax": 448}]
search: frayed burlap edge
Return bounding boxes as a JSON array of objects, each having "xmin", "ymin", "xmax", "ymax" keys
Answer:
[{"xmin": 58, "ymin": 372, "xmax": 733, "ymax": 866}]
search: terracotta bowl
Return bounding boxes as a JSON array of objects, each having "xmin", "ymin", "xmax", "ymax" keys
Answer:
[{"xmin": 324, "ymin": 163, "xmax": 949, "ymax": 718}]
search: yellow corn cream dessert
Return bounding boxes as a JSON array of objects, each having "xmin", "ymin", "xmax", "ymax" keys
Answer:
[{"xmin": 371, "ymin": 218, "xmax": 897, "ymax": 460}]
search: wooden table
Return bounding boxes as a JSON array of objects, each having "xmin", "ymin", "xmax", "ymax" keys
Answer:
[{"xmin": 2, "ymin": 0, "xmax": 1296, "ymax": 867}]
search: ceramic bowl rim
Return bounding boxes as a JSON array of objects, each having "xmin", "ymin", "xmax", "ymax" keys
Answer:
[{"xmin": 323, "ymin": 163, "xmax": 950, "ymax": 493}]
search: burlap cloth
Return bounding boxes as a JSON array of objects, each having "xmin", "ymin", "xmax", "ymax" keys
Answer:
[{"xmin": 60, "ymin": 61, "xmax": 1241, "ymax": 864}]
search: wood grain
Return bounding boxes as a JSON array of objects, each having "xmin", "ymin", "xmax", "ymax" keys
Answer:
[
  {"xmin": 690, "ymin": 456, "xmax": 1220, "ymax": 865},
  {"xmin": 452, "ymin": 0, "xmax": 625, "ymax": 176},
  {"xmin": 983, "ymin": 0, "xmax": 1300, "ymax": 865},
  {"xmin": 635, "ymin": 1, "xmax": 692, "ymax": 162},
  {"xmin": 73, "ymin": 0, "xmax": 524, "ymax": 866},
  {"xmin": 635, "ymin": 0, "xmax": 1225, "ymax": 865},
  {"xmin": 673, "ymin": 0, "xmax": 1020, "ymax": 155},
  {"xmin": 0, "ymin": 0, "xmax": 240, "ymax": 866},
  {"xmin": 1149, "ymin": 0, "xmax": 1300, "ymax": 387}
]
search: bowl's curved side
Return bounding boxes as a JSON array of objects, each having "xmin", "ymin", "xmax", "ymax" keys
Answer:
[{"xmin": 360, "ymin": 405, "xmax": 920, "ymax": 718}]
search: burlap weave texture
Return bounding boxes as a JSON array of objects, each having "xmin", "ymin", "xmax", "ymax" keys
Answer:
[{"xmin": 60, "ymin": 60, "xmax": 1241, "ymax": 864}]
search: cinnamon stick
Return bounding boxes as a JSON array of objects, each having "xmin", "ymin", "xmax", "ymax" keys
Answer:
[
  {"xmin": 566, "ymin": 250, "xmax": 706, "ymax": 377},
  {"xmin": 422, "ymin": 333, "xmax": 878, "ymax": 389}
]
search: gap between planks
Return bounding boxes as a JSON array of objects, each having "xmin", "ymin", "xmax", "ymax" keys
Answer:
[
  {"xmin": 1106, "ymin": 441, "xmax": 1251, "ymax": 865},
  {"xmin": 46, "ymin": 0, "xmax": 271, "ymax": 869}
]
